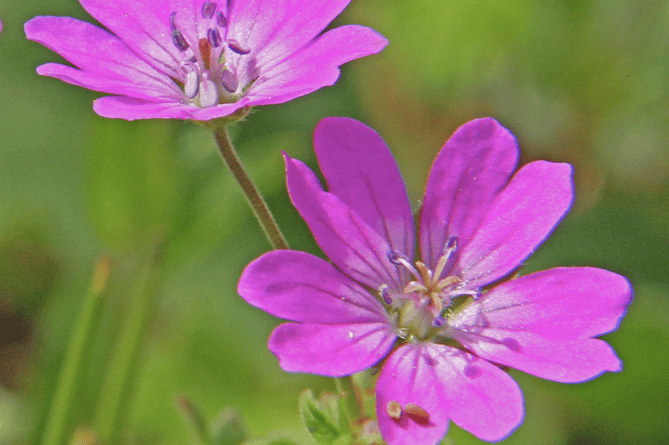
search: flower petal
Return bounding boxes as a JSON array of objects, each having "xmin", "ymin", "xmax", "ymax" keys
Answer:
[
  {"xmin": 254, "ymin": 0, "xmax": 353, "ymax": 70},
  {"xmin": 313, "ymin": 117, "xmax": 414, "ymax": 257},
  {"xmin": 285, "ymin": 154, "xmax": 404, "ymax": 291},
  {"xmin": 455, "ymin": 161, "xmax": 574, "ymax": 288},
  {"xmin": 376, "ymin": 343, "xmax": 523, "ymax": 445},
  {"xmin": 24, "ymin": 16, "xmax": 178, "ymax": 98},
  {"xmin": 92, "ymin": 95, "xmax": 248, "ymax": 120},
  {"xmin": 268, "ymin": 322, "xmax": 396, "ymax": 376},
  {"xmin": 481, "ymin": 267, "xmax": 632, "ymax": 338},
  {"xmin": 420, "ymin": 118, "xmax": 518, "ymax": 271},
  {"xmin": 78, "ymin": 0, "xmax": 181, "ymax": 79},
  {"xmin": 237, "ymin": 250, "xmax": 389, "ymax": 324},
  {"xmin": 448, "ymin": 267, "xmax": 632, "ymax": 382},
  {"xmin": 246, "ymin": 25, "xmax": 388, "ymax": 105}
]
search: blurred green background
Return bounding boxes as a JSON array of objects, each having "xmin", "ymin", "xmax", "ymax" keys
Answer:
[{"xmin": 1, "ymin": 0, "xmax": 668, "ymax": 444}]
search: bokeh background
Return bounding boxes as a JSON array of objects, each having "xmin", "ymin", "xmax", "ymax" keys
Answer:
[{"xmin": 1, "ymin": 0, "xmax": 668, "ymax": 444}]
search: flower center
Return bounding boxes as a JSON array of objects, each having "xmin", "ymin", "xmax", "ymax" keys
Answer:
[
  {"xmin": 170, "ymin": 1, "xmax": 257, "ymax": 107},
  {"xmin": 381, "ymin": 237, "xmax": 480, "ymax": 340}
]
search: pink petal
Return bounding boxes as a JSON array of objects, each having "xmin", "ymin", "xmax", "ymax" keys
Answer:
[
  {"xmin": 376, "ymin": 344, "xmax": 523, "ymax": 445},
  {"xmin": 254, "ymin": 0, "xmax": 353, "ymax": 70},
  {"xmin": 24, "ymin": 16, "xmax": 178, "ymax": 98},
  {"xmin": 448, "ymin": 267, "xmax": 632, "ymax": 382},
  {"xmin": 246, "ymin": 25, "xmax": 388, "ymax": 105},
  {"xmin": 92, "ymin": 96, "xmax": 246, "ymax": 120},
  {"xmin": 456, "ymin": 161, "xmax": 574, "ymax": 288},
  {"xmin": 313, "ymin": 117, "xmax": 414, "ymax": 258},
  {"xmin": 285, "ymin": 154, "xmax": 405, "ymax": 291},
  {"xmin": 268, "ymin": 322, "xmax": 396, "ymax": 376},
  {"xmin": 481, "ymin": 267, "xmax": 632, "ymax": 338},
  {"xmin": 78, "ymin": 0, "xmax": 181, "ymax": 79},
  {"xmin": 419, "ymin": 118, "xmax": 518, "ymax": 271},
  {"xmin": 237, "ymin": 250, "xmax": 390, "ymax": 324},
  {"xmin": 455, "ymin": 328, "xmax": 622, "ymax": 383}
]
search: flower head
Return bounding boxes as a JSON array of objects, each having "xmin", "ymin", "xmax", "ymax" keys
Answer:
[
  {"xmin": 24, "ymin": 1, "xmax": 387, "ymax": 121},
  {"xmin": 238, "ymin": 117, "xmax": 632, "ymax": 444}
]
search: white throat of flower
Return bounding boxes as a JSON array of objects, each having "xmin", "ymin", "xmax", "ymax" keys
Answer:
[
  {"xmin": 170, "ymin": 1, "xmax": 258, "ymax": 107},
  {"xmin": 380, "ymin": 237, "xmax": 480, "ymax": 341}
]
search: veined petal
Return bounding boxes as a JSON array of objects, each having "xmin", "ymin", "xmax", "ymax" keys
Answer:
[
  {"xmin": 93, "ymin": 96, "xmax": 195, "ymax": 120},
  {"xmin": 36, "ymin": 63, "xmax": 175, "ymax": 100},
  {"xmin": 313, "ymin": 117, "xmax": 414, "ymax": 258},
  {"xmin": 246, "ymin": 25, "xmax": 388, "ymax": 106},
  {"xmin": 238, "ymin": 250, "xmax": 390, "ymax": 324},
  {"xmin": 376, "ymin": 343, "xmax": 523, "ymax": 445},
  {"xmin": 453, "ymin": 328, "xmax": 622, "ymax": 383},
  {"xmin": 25, "ymin": 17, "xmax": 178, "ymax": 97},
  {"xmin": 78, "ymin": 0, "xmax": 181, "ymax": 79},
  {"xmin": 268, "ymin": 322, "xmax": 396, "ymax": 376},
  {"xmin": 285, "ymin": 154, "xmax": 404, "ymax": 291},
  {"xmin": 227, "ymin": 0, "xmax": 287, "ymax": 60},
  {"xmin": 448, "ymin": 267, "xmax": 632, "ymax": 383},
  {"xmin": 254, "ymin": 0, "xmax": 353, "ymax": 70},
  {"xmin": 479, "ymin": 267, "xmax": 633, "ymax": 338},
  {"xmin": 419, "ymin": 118, "xmax": 518, "ymax": 270},
  {"xmin": 456, "ymin": 161, "xmax": 574, "ymax": 288}
]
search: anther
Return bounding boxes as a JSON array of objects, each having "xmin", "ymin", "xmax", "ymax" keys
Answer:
[
  {"xmin": 386, "ymin": 401, "xmax": 402, "ymax": 420},
  {"xmin": 215, "ymin": 10, "xmax": 227, "ymax": 28},
  {"xmin": 404, "ymin": 403, "xmax": 430, "ymax": 424},
  {"xmin": 379, "ymin": 285, "xmax": 392, "ymax": 305},
  {"xmin": 221, "ymin": 69, "xmax": 239, "ymax": 93},
  {"xmin": 227, "ymin": 39, "xmax": 251, "ymax": 55},
  {"xmin": 431, "ymin": 316, "xmax": 446, "ymax": 327},
  {"xmin": 170, "ymin": 12, "xmax": 189, "ymax": 51},
  {"xmin": 207, "ymin": 28, "xmax": 222, "ymax": 47},
  {"xmin": 201, "ymin": 1, "xmax": 217, "ymax": 19}
]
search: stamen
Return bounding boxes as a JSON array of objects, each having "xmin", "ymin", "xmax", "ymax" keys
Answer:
[
  {"xmin": 207, "ymin": 28, "xmax": 222, "ymax": 47},
  {"xmin": 227, "ymin": 39, "xmax": 251, "ymax": 55},
  {"xmin": 201, "ymin": 1, "xmax": 217, "ymax": 19},
  {"xmin": 221, "ymin": 69, "xmax": 239, "ymax": 92},
  {"xmin": 388, "ymin": 252, "xmax": 422, "ymax": 283},
  {"xmin": 170, "ymin": 12, "xmax": 189, "ymax": 51},
  {"xmin": 379, "ymin": 285, "xmax": 392, "ymax": 305},
  {"xmin": 183, "ymin": 69, "xmax": 199, "ymax": 98},
  {"xmin": 215, "ymin": 10, "xmax": 227, "ymax": 28},
  {"xmin": 433, "ymin": 236, "xmax": 458, "ymax": 282},
  {"xmin": 198, "ymin": 38, "xmax": 212, "ymax": 70},
  {"xmin": 432, "ymin": 316, "xmax": 446, "ymax": 327},
  {"xmin": 404, "ymin": 404, "xmax": 430, "ymax": 424},
  {"xmin": 198, "ymin": 72, "xmax": 219, "ymax": 107},
  {"xmin": 386, "ymin": 401, "xmax": 402, "ymax": 420}
]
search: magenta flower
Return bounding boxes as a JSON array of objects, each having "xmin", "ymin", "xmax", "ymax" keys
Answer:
[
  {"xmin": 238, "ymin": 117, "xmax": 632, "ymax": 444},
  {"xmin": 24, "ymin": 1, "xmax": 387, "ymax": 121}
]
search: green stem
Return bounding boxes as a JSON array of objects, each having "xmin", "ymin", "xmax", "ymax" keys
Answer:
[
  {"xmin": 213, "ymin": 127, "xmax": 289, "ymax": 250},
  {"xmin": 95, "ymin": 239, "xmax": 165, "ymax": 445},
  {"xmin": 41, "ymin": 257, "xmax": 111, "ymax": 445}
]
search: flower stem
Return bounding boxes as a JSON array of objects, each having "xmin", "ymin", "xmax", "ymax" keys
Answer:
[
  {"xmin": 213, "ymin": 128, "xmax": 289, "ymax": 250},
  {"xmin": 41, "ymin": 257, "xmax": 111, "ymax": 445}
]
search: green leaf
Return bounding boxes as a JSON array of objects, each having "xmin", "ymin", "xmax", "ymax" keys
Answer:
[{"xmin": 298, "ymin": 390, "xmax": 341, "ymax": 445}]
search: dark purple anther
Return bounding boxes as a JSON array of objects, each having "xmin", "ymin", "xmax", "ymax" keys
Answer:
[
  {"xmin": 207, "ymin": 28, "xmax": 222, "ymax": 47},
  {"xmin": 215, "ymin": 10, "xmax": 227, "ymax": 28},
  {"xmin": 170, "ymin": 12, "xmax": 189, "ymax": 51},
  {"xmin": 446, "ymin": 236, "xmax": 458, "ymax": 251},
  {"xmin": 202, "ymin": 1, "xmax": 217, "ymax": 19},
  {"xmin": 381, "ymin": 287, "xmax": 392, "ymax": 305},
  {"xmin": 387, "ymin": 251, "xmax": 404, "ymax": 265},
  {"xmin": 432, "ymin": 316, "xmax": 446, "ymax": 328},
  {"xmin": 221, "ymin": 69, "xmax": 239, "ymax": 92},
  {"xmin": 227, "ymin": 39, "xmax": 251, "ymax": 55}
]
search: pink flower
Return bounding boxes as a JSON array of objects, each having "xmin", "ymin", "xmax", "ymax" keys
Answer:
[
  {"xmin": 24, "ymin": 1, "xmax": 387, "ymax": 121},
  {"xmin": 238, "ymin": 117, "xmax": 632, "ymax": 444}
]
